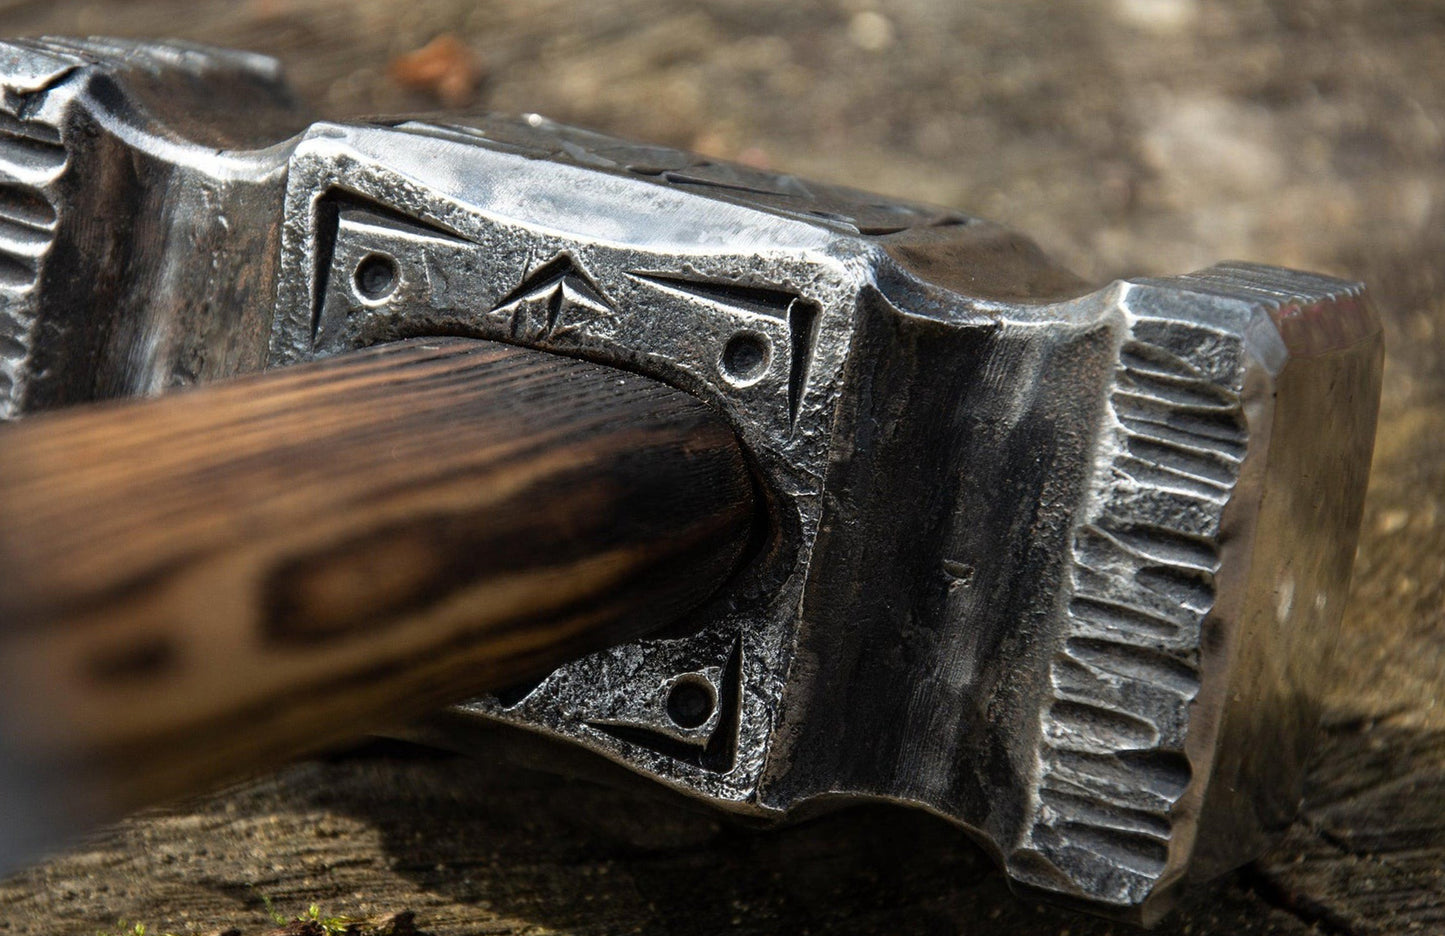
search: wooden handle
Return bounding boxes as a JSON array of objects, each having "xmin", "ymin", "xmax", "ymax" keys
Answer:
[{"xmin": 0, "ymin": 338, "xmax": 754, "ymax": 838}]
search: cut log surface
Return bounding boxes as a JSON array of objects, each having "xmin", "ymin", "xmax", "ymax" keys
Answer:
[{"xmin": 1, "ymin": 2, "xmax": 1443, "ymax": 935}]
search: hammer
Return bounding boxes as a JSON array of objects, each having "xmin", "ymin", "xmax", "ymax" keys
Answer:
[{"xmin": 0, "ymin": 38, "xmax": 1383, "ymax": 924}]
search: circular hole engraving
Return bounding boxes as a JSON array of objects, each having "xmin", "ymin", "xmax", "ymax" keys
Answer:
[
  {"xmin": 666, "ymin": 675, "xmax": 717, "ymax": 729},
  {"xmin": 720, "ymin": 332, "xmax": 770, "ymax": 384},
  {"xmin": 354, "ymin": 253, "xmax": 398, "ymax": 301}
]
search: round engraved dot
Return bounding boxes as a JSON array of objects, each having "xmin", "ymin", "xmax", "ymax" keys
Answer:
[
  {"xmin": 720, "ymin": 332, "xmax": 770, "ymax": 384},
  {"xmin": 354, "ymin": 253, "xmax": 398, "ymax": 301},
  {"xmin": 666, "ymin": 675, "xmax": 716, "ymax": 729}
]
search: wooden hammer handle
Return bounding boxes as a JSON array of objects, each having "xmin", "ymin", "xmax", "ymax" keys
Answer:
[{"xmin": 0, "ymin": 338, "xmax": 754, "ymax": 839}]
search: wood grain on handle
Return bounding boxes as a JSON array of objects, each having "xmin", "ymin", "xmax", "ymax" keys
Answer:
[{"xmin": 0, "ymin": 338, "xmax": 755, "ymax": 838}]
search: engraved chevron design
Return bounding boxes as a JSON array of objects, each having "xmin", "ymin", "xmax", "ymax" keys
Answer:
[
  {"xmin": 1014, "ymin": 318, "xmax": 1246, "ymax": 902},
  {"xmin": 490, "ymin": 252, "xmax": 616, "ymax": 343}
]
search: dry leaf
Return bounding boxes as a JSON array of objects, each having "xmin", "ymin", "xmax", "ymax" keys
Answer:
[{"xmin": 388, "ymin": 35, "xmax": 482, "ymax": 108}]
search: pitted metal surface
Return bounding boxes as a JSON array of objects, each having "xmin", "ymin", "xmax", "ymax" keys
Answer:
[{"xmin": 0, "ymin": 38, "xmax": 1383, "ymax": 923}]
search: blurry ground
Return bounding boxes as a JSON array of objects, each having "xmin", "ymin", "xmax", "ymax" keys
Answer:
[{"xmin": 0, "ymin": 0, "xmax": 1441, "ymax": 933}]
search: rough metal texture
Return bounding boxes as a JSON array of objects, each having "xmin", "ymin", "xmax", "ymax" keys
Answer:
[
  {"xmin": 0, "ymin": 36, "xmax": 1382, "ymax": 924},
  {"xmin": 0, "ymin": 37, "xmax": 307, "ymax": 416}
]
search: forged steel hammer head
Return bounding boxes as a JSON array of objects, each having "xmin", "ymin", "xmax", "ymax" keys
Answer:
[{"xmin": 0, "ymin": 38, "xmax": 1382, "ymax": 923}]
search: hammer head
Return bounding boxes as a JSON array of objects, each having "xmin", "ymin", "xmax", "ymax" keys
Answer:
[{"xmin": 0, "ymin": 39, "xmax": 1382, "ymax": 923}]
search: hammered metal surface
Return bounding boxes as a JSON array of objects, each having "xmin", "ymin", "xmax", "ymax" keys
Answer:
[{"xmin": 0, "ymin": 37, "xmax": 1383, "ymax": 922}]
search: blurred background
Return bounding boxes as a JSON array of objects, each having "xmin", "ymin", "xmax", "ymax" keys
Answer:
[{"xmin": 0, "ymin": 1, "xmax": 1441, "ymax": 934}]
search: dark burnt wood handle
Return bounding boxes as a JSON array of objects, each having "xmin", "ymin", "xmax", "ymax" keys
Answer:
[{"xmin": 0, "ymin": 338, "xmax": 755, "ymax": 842}]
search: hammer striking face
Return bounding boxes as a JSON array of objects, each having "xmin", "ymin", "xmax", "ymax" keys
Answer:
[{"xmin": 0, "ymin": 38, "xmax": 1381, "ymax": 923}]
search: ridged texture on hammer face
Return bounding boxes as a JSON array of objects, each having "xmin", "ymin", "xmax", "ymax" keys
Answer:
[
  {"xmin": 0, "ymin": 37, "xmax": 304, "ymax": 418},
  {"xmin": 0, "ymin": 41, "xmax": 71, "ymax": 418},
  {"xmin": 1012, "ymin": 310, "xmax": 1245, "ymax": 910},
  {"xmin": 1008, "ymin": 263, "xmax": 1381, "ymax": 920},
  {"xmin": 0, "ymin": 39, "xmax": 1382, "ymax": 914}
]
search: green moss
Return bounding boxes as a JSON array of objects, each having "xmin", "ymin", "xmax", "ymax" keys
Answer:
[
  {"xmin": 297, "ymin": 902, "xmax": 356, "ymax": 935},
  {"xmin": 97, "ymin": 924, "xmax": 173, "ymax": 936},
  {"xmin": 99, "ymin": 896, "xmax": 390, "ymax": 936}
]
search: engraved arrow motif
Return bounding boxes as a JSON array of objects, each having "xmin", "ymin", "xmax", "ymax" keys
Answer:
[{"xmin": 491, "ymin": 252, "xmax": 616, "ymax": 342}]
